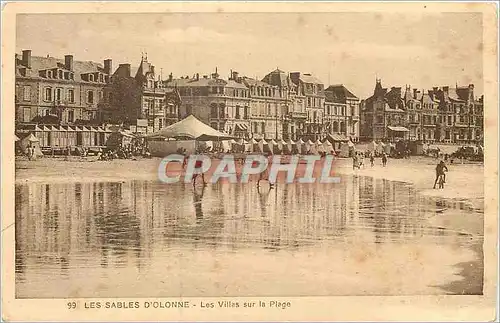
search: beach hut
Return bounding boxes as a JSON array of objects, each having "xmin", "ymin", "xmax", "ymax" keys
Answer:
[
  {"xmin": 287, "ymin": 138, "xmax": 298, "ymax": 154},
  {"xmin": 106, "ymin": 130, "xmax": 136, "ymax": 149},
  {"xmin": 315, "ymin": 139, "xmax": 324, "ymax": 154},
  {"xmin": 278, "ymin": 139, "xmax": 289, "ymax": 154},
  {"xmin": 250, "ymin": 138, "xmax": 259, "ymax": 153},
  {"xmin": 305, "ymin": 139, "xmax": 315, "ymax": 154},
  {"xmin": 323, "ymin": 140, "xmax": 334, "ymax": 154},
  {"xmin": 297, "ymin": 138, "xmax": 306, "ymax": 154},
  {"xmin": 258, "ymin": 139, "xmax": 269, "ymax": 153},
  {"xmin": 20, "ymin": 133, "xmax": 43, "ymax": 157},
  {"xmin": 268, "ymin": 139, "xmax": 278, "ymax": 154}
]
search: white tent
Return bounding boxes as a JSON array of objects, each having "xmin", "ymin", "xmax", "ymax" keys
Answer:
[
  {"xmin": 146, "ymin": 115, "xmax": 233, "ymax": 141},
  {"xmin": 20, "ymin": 133, "xmax": 43, "ymax": 157}
]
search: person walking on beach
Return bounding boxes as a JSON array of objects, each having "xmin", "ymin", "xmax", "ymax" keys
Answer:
[
  {"xmin": 192, "ymin": 158, "xmax": 207, "ymax": 186},
  {"xmin": 258, "ymin": 152, "xmax": 274, "ymax": 188},
  {"xmin": 381, "ymin": 153, "xmax": 387, "ymax": 167},
  {"xmin": 433, "ymin": 160, "xmax": 448, "ymax": 189},
  {"xmin": 352, "ymin": 154, "xmax": 358, "ymax": 170}
]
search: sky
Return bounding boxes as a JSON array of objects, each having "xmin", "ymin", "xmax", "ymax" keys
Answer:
[{"xmin": 16, "ymin": 12, "xmax": 483, "ymax": 99}]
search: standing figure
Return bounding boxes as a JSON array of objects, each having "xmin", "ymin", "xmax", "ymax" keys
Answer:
[
  {"xmin": 370, "ymin": 153, "xmax": 375, "ymax": 167},
  {"xmin": 433, "ymin": 160, "xmax": 448, "ymax": 189},
  {"xmin": 381, "ymin": 153, "xmax": 387, "ymax": 167}
]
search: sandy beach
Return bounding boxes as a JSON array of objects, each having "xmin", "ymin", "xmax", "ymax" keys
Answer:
[{"xmin": 15, "ymin": 155, "xmax": 484, "ymax": 202}]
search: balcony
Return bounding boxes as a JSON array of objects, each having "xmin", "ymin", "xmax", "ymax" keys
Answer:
[{"xmin": 288, "ymin": 111, "xmax": 307, "ymax": 119}]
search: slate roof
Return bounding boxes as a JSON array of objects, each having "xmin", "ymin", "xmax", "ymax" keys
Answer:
[
  {"xmin": 325, "ymin": 84, "xmax": 358, "ymax": 101},
  {"xmin": 262, "ymin": 69, "xmax": 296, "ymax": 88},
  {"xmin": 16, "ymin": 55, "xmax": 109, "ymax": 81}
]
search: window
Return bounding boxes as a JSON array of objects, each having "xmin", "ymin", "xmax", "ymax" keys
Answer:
[
  {"xmin": 68, "ymin": 110, "xmax": 74, "ymax": 123},
  {"xmin": 58, "ymin": 70, "xmax": 63, "ymax": 79},
  {"xmin": 210, "ymin": 104, "xmax": 218, "ymax": 118},
  {"xmin": 23, "ymin": 86, "xmax": 31, "ymax": 101},
  {"xmin": 44, "ymin": 87, "xmax": 52, "ymax": 101},
  {"xmin": 447, "ymin": 116, "xmax": 452, "ymax": 125},
  {"xmin": 89, "ymin": 74, "xmax": 94, "ymax": 82},
  {"xmin": 108, "ymin": 92, "xmax": 113, "ymax": 104},
  {"xmin": 55, "ymin": 88, "xmax": 62, "ymax": 102},
  {"xmin": 99, "ymin": 91, "xmax": 104, "ymax": 100},
  {"xmin": 66, "ymin": 89, "xmax": 74, "ymax": 103},
  {"xmin": 47, "ymin": 71, "xmax": 52, "ymax": 78},
  {"xmin": 87, "ymin": 90, "xmax": 94, "ymax": 104},
  {"xmin": 158, "ymin": 118, "xmax": 163, "ymax": 129}
]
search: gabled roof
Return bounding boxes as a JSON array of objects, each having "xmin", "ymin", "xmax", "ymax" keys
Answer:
[
  {"xmin": 297, "ymin": 73, "xmax": 323, "ymax": 84},
  {"xmin": 16, "ymin": 55, "xmax": 109, "ymax": 82},
  {"xmin": 325, "ymin": 84, "xmax": 358, "ymax": 101},
  {"xmin": 262, "ymin": 69, "xmax": 296, "ymax": 88}
]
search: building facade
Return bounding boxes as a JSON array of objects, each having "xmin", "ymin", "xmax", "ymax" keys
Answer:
[
  {"xmin": 15, "ymin": 50, "xmax": 112, "ymax": 125},
  {"xmin": 360, "ymin": 79, "xmax": 484, "ymax": 143},
  {"xmin": 289, "ymin": 72, "xmax": 325, "ymax": 140},
  {"xmin": 324, "ymin": 85, "xmax": 360, "ymax": 142},
  {"xmin": 100, "ymin": 56, "xmax": 180, "ymax": 133},
  {"xmin": 164, "ymin": 69, "xmax": 251, "ymax": 138}
]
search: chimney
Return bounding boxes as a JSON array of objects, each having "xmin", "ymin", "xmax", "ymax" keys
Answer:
[
  {"xmin": 413, "ymin": 89, "xmax": 417, "ymax": 98},
  {"xmin": 232, "ymin": 71, "xmax": 239, "ymax": 81},
  {"xmin": 64, "ymin": 55, "xmax": 74, "ymax": 71},
  {"xmin": 433, "ymin": 87, "xmax": 438, "ymax": 92},
  {"xmin": 196, "ymin": 73, "xmax": 199, "ymax": 81},
  {"xmin": 104, "ymin": 59, "xmax": 112, "ymax": 74},
  {"xmin": 442, "ymin": 86, "xmax": 449, "ymax": 94},
  {"xmin": 150, "ymin": 65, "xmax": 155, "ymax": 75},
  {"xmin": 168, "ymin": 73, "xmax": 173, "ymax": 82},
  {"xmin": 119, "ymin": 63, "xmax": 131, "ymax": 77},
  {"xmin": 22, "ymin": 50, "xmax": 32, "ymax": 68}
]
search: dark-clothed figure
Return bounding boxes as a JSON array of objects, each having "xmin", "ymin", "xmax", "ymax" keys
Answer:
[{"xmin": 433, "ymin": 161, "xmax": 449, "ymax": 189}]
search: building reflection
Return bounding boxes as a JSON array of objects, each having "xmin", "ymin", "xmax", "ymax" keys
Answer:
[{"xmin": 15, "ymin": 176, "xmax": 472, "ymax": 279}]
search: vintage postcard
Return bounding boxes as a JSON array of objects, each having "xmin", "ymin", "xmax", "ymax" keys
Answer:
[{"xmin": 1, "ymin": 1, "xmax": 498, "ymax": 322}]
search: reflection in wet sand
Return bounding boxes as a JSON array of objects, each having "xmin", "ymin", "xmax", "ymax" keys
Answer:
[{"xmin": 15, "ymin": 175, "xmax": 483, "ymax": 298}]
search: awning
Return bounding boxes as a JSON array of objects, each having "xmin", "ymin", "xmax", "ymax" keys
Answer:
[
  {"xmin": 235, "ymin": 123, "xmax": 249, "ymax": 131},
  {"xmin": 327, "ymin": 133, "xmax": 349, "ymax": 142},
  {"xmin": 388, "ymin": 126, "xmax": 409, "ymax": 132}
]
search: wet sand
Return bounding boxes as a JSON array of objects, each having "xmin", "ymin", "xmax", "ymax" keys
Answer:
[
  {"xmin": 14, "ymin": 155, "xmax": 485, "ymax": 297},
  {"xmin": 15, "ymin": 156, "xmax": 484, "ymax": 201}
]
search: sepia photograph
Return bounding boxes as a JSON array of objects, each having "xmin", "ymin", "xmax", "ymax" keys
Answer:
[{"xmin": 2, "ymin": 2, "xmax": 498, "ymax": 322}]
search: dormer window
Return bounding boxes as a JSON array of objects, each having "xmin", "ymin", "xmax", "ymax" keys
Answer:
[
  {"xmin": 58, "ymin": 70, "xmax": 63, "ymax": 79},
  {"xmin": 47, "ymin": 70, "xmax": 52, "ymax": 78},
  {"xmin": 89, "ymin": 74, "xmax": 94, "ymax": 82},
  {"xmin": 100, "ymin": 74, "xmax": 104, "ymax": 83}
]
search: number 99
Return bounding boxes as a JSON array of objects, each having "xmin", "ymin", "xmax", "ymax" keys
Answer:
[{"xmin": 67, "ymin": 302, "xmax": 77, "ymax": 309}]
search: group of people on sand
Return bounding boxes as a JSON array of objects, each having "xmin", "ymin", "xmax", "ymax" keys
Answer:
[
  {"xmin": 352, "ymin": 149, "xmax": 449, "ymax": 189},
  {"xmin": 97, "ymin": 144, "xmax": 151, "ymax": 161},
  {"xmin": 352, "ymin": 151, "xmax": 388, "ymax": 169},
  {"xmin": 26, "ymin": 145, "xmax": 37, "ymax": 161}
]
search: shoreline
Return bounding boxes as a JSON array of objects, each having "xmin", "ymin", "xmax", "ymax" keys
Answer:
[{"xmin": 15, "ymin": 155, "xmax": 484, "ymax": 201}]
